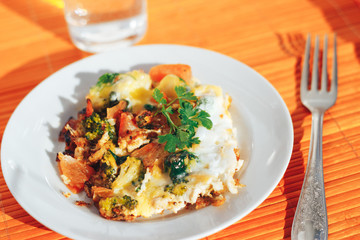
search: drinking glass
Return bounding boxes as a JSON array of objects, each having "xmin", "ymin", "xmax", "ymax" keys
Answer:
[{"xmin": 63, "ymin": 0, "xmax": 147, "ymax": 53}]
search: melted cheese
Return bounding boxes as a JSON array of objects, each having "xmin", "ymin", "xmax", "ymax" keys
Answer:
[
  {"xmin": 112, "ymin": 71, "xmax": 152, "ymax": 113},
  {"xmin": 87, "ymin": 70, "xmax": 153, "ymax": 112}
]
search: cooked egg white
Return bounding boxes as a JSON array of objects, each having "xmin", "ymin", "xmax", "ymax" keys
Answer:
[
  {"xmin": 189, "ymin": 85, "xmax": 243, "ymax": 194},
  {"xmin": 167, "ymin": 85, "xmax": 244, "ymax": 206}
]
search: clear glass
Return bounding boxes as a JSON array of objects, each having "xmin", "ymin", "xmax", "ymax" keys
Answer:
[{"xmin": 63, "ymin": 0, "xmax": 147, "ymax": 53}]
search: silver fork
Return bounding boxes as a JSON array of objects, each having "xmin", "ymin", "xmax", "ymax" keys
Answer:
[{"xmin": 291, "ymin": 34, "xmax": 338, "ymax": 240}]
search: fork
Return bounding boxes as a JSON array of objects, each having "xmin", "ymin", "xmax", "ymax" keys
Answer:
[{"xmin": 291, "ymin": 34, "xmax": 338, "ymax": 240}]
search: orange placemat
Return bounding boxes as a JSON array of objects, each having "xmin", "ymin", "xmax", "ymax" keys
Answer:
[{"xmin": 1, "ymin": 0, "xmax": 360, "ymax": 239}]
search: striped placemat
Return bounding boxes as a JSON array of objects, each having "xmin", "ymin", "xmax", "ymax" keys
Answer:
[{"xmin": 1, "ymin": 0, "xmax": 360, "ymax": 239}]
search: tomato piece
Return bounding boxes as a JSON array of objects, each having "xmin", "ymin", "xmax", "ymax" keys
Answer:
[
  {"xmin": 149, "ymin": 64, "xmax": 192, "ymax": 84},
  {"xmin": 118, "ymin": 112, "xmax": 139, "ymax": 137},
  {"xmin": 57, "ymin": 153, "xmax": 95, "ymax": 193},
  {"xmin": 85, "ymin": 98, "xmax": 94, "ymax": 117}
]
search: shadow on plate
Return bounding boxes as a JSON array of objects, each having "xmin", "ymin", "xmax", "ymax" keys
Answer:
[{"xmin": 0, "ymin": 49, "xmax": 85, "ymax": 230}]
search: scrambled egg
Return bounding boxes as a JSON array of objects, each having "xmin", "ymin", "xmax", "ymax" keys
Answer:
[{"xmin": 57, "ymin": 65, "xmax": 244, "ymax": 221}]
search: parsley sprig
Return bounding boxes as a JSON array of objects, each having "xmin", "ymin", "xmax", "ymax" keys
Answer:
[{"xmin": 152, "ymin": 86, "xmax": 213, "ymax": 152}]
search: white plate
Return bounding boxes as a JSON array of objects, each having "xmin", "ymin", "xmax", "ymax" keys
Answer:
[{"xmin": 1, "ymin": 45, "xmax": 293, "ymax": 240}]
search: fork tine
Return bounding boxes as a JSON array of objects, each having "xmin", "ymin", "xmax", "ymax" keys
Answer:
[
  {"xmin": 331, "ymin": 34, "xmax": 338, "ymax": 94},
  {"xmin": 321, "ymin": 35, "xmax": 328, "ymax": 91},
  {"xmin": 301, "ymin": 34, "xmax": 311, "ymax": 92},
  {"xmin": 311, "ymin": 35, "xmax": 320, "ymax": 90}
]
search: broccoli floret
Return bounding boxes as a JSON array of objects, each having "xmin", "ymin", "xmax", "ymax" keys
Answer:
[
  {"xmin": 120, "ymin": 195, "xmax": 138, "ymax": 210},
  {"xmin": 131, "ymin": 169, "xmax": 146, "ymax": 192},
  {"xmin": 100, "ymin": 163, "xmax": 117, "ymax": 187},
  {"xmin": 164, "ymin": 183, "xmax": 187, "ymax": 196},
  {"xmin": 100, "ymin": 150, "xmax": 119, "ymax": 187},
  {"xmin": 99, "ymin": 195, "xmax": 138, "ymax": 213},
  {"xmin": 164, "ymin": 150, "xmax": 197, "ymax": 184},
  {"xmin": 82, "ymin": 113, "xmax": 116, "ymax": 142},
  {"xmin": 104, "ymin": 165, "xmax": 116, "ymax": 180},
  {"xmin": 83, "ymin": 113, "xmax": 103, "ymax": 141},
  {"xmin": 105, "ymin": 122, "xmax": 116, "ymax": 142}
]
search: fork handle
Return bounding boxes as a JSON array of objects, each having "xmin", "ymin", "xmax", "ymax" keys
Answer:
[{"xmin": 292, "ymin": 111, "xmax": 328, "ymax": 240}]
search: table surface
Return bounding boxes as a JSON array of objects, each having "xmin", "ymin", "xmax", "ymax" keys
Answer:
[{"xmin": 1, "ymin": 0, "xmax": 360, "ymax": 239}]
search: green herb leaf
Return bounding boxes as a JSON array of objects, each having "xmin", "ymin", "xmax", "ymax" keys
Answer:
[
  {"xmin": 152, "ymin": 86, "xmax": 213, "ymax": 153},
  {"xmin": 197, "ymin": 110, "xmax": 213, "ymax": 129},
  {"xmin": 179, "ymin": 101, "xmax": 199, "ymax": 129},
  {"xmin": 175, "ymin": 86, "xmax": 197, "ymax": 101},
  {"xmin": 158, "ymin": 134, "xmax": 179, "ymax": 153},
  {"xmin": 97, "ymin": 73, "xmax": 119, "ymax": 87},
  {"xmin": 153, "ymin": 88, "xmax": 167, "ymax": 105}
]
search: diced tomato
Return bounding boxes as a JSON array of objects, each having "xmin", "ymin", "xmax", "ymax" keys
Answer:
[
  {"xmin": 149, "ymin": 64, "xmax": 192, "ymax": 84},
  {"xmin": 118, "ymin": 112, "xmax": 139, "ymax": 137},
  {"xmin": 85, "ymin": 98, "xmax": 94, "ymax": 117},
  {"xmin": 57, "ymin": 153, "xmax": 95, "ymax": 193}
]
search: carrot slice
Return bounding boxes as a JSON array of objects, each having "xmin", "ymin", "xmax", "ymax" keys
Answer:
[{"xmin": 149, "ymin": 64, "xmax": 192, "ymax": 84}]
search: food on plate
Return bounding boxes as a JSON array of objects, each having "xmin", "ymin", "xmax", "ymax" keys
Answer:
[{"xmin": 56, "ymin": 64, "xmax": 244, "ymax": 221}]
